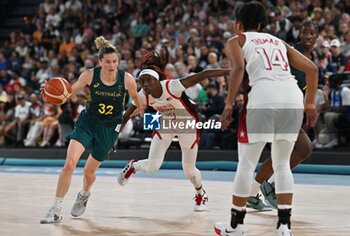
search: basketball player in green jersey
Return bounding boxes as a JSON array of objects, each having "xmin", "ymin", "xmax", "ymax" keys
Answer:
[{"xmin": 40, "ymin": 36, "xmax": 143, "ymax": 223}]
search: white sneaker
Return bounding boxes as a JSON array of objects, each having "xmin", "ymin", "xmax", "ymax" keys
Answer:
[
  {"xmin": 71, "ymin": 192, "xmax": 90, "ymax": 217},
  {"xmin": 193, "ymin": 190, "xmax": 208, "ymax": 211},
  {"xmin": 117, "ymin": 160, "xmax": 137, "ymax": 186},
  {"xmin": 40, "ymin": 206, "xmax": 62, "ymax": 224},
  {"xmin": 277, "ymin": 223, "xmax": 293, "ymax": 236},
  {"xmin": 214, "ymin": 222, "xmax": 245, "ymax": 236}
]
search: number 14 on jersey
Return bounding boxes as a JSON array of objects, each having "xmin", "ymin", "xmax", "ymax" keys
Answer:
[{"xmin": 256, "ymin": 48, "xmax": 289, "ymax": 71}]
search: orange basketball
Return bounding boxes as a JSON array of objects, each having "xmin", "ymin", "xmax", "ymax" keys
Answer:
[{"xmin": 44, "ymin": 77, "xmax": 72, "ymax": 105}]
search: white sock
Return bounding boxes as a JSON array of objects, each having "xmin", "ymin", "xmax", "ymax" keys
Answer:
[
  {"xmin": 250, "ymin": 180, "xmax": 261, "ymax": 196},
  {"xmin": 54, "ymin": 197, "xmax": 63, "ymax": 208},
  {"xmin": 268, "ymin": 175, "xmax": 275, "ymax": 183},
  {"xmin": 278, "ymin": 204, "xmax": 291, "ymax": 209},
  {"xmin": 232, "ymin": 204, "xmax": 246, "ymax": 211},
  {"xmin": 80, "ymin": 189, "xmax": 90, "ymax": 197}
]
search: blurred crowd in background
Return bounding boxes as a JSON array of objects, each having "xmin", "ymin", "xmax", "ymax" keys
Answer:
[{"xmin": 0, "ymin": 0, "xmax": 349, "ymax": 149}]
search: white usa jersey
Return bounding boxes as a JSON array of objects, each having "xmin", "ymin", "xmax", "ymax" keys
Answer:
[
  {"xmin": 136, "ymin": 79, "xmax": 199, "ymax": 124},
  {"xmin": 242, "ymin": 32, "xmax": 297, "ymax": 86},
  {"xmin": 134, "ymin": 79, "xmax": 200, "ymax": 149}
]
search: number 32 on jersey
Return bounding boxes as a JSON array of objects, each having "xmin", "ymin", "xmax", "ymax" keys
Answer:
[
  {"xmin": 98, "ymin": 103, "xmax": 114, "ymax": 115},
  {"xmin": 256, "ymin": 48, "xmax": 289, "ymax": 71}
]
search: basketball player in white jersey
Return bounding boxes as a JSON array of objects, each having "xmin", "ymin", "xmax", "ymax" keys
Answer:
[
  {"xmin": 118, "ymin": 51, "xmax": 230, "ymax": 211},
  {"xmin": 214, "ymin": 2, "xmax": 318, "ymax": 236}
]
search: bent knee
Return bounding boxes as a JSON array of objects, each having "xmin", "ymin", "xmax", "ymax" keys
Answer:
[
  {"xmin": 62, "ymin": 159, "xmax": 77, "ymax": 173},
  {"xmin": 62, "ymin": 165, "xmax": 75, "ymax": 174}
]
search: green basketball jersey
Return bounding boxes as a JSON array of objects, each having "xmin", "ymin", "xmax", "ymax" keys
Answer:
[
  {"xmin": 290, "ymin": 42, "xmax": 315, "ymax": 93},
  {"xmin": 85, "ymin": 67, "xmax": 127, "ymax": 125}
]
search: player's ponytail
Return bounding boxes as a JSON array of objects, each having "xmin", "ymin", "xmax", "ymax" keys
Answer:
[{"xmin": 95, "ymin": 36, "xmax": 118, "ymax": 59}]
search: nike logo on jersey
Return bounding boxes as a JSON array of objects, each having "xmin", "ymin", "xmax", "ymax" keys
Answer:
[
  {"xmin": 166, "ymin": 97, "xmax": 172, "ymax": 101},
  {"xmin": 93, "ymin": 82, "xmax": 100, "ymax": 88}
]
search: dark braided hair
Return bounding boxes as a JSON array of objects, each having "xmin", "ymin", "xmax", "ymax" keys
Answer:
[
  {"xmin": 235, "ymin": 1, "xmax": 267, "ymax": 32},
  {"xmin": 140, "ymin": 50, "xmax": 168, "ymax": 81}
]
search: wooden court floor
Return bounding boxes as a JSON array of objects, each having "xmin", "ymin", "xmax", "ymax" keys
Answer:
[{"xmin": 0, "ymin": 172, "xmax": 350, "ymax": 236}]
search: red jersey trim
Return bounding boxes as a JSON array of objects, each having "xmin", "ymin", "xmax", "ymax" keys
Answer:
[{"xmin": 238, "ymin": 108, "xmax": 249, "ymax": 143}]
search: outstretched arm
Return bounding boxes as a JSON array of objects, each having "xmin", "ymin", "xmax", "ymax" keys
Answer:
[{"xmin": 179, "ymin": 69, "xmax": 231, "ymax": 88}]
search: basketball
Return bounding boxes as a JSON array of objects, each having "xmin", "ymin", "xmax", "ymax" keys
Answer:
[{"xmin": 43, "ymin": 77, "xmax": 72, "ymax": 105}]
